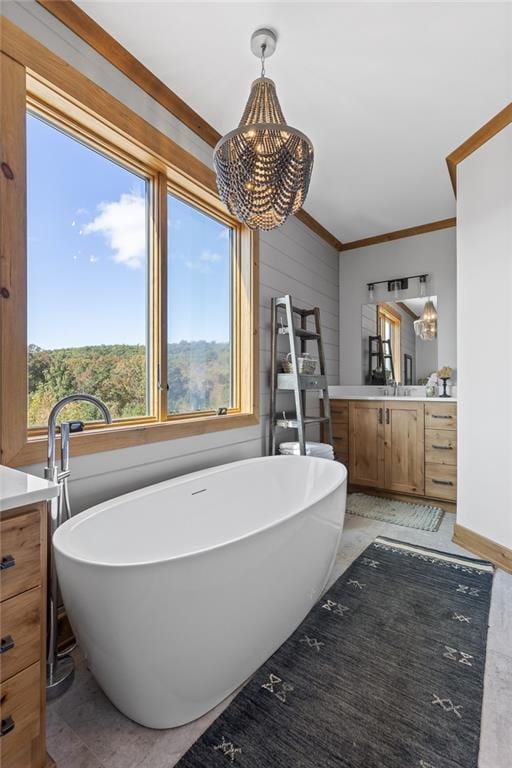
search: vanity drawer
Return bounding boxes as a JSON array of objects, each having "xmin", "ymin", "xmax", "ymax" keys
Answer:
[
  {"xmin": 0, "ymin": 588, "xmax": 41, "ymax": 683},
  {"xmin": 0, "ymin": 662, "xmax": 40, "ymax": 765},
  {"xmin": 425, "ymin": 403, "xmax": 457, "ymax": 431},
  {"xmin": 426, "ymin": 463, "xmax": 457, "ymax": 501},
  {"xmin": 425, "ymin": 429, "xmax": 457, "ymax": 465},
  {"xmin": 0, "ymin": 511, "xmax": 41, "ymax": 602}
]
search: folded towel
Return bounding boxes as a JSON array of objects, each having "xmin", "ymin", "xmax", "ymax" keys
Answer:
[{"xmin": 279, "ymin": 441, "xmax": 334, "ymax": 458}]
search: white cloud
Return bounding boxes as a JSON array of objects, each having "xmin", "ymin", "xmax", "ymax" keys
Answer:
[
  {"xmin": 183, "ymin": 249, "xmax": 224, "ymax": 275},
  {"xmin": 200, "ymin": 250, "xmax": 223, "ymax": 264},
  {"xmin": 89, "ymin": 255, "xmax": 99, "ymax": 263},
  {"xmin": 217, "ymin": 228, "xmax": 230, "ymax": 241},
  {"xmin": 83, "ymin": 193, "xmax": 146, "ymax": 269}
]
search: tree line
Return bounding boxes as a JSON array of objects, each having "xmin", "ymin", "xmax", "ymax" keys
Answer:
[{"xmin": 28, "ymin": 341, "xmax": 231, "ymax": 427}]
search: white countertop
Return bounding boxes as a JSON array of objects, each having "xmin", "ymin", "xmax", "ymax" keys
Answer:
[
  {"xmin": 0, "ymin": 465, "xmax": 59, "ymax": 513},
  {"xmin": 329, "ymin": 395, "xmax": 457, "ymax": 402},
  {"xmin": 324, "ymin": 385, "xmax": 457, "ymax": 403}
]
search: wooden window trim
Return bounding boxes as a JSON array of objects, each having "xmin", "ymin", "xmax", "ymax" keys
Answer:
[
  {"xmin": 377, "ymin": 304, "xmax": 401, "ymax": 382},
  {"xmin": 0, "ymin": 25, "xmax": 259, "ymax": 468},
  {"xmin": 378, "ymin": 303, "xmax": 402, "ymax": 323}
]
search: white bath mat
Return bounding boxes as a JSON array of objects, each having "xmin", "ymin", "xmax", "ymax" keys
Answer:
[{"xmin": 346, "ymin": 493, "xmax": 445, "ymax": 532}]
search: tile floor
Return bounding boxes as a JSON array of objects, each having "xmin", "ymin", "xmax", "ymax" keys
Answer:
[{"xmin": 47, "ymin": 510, "xmax": 512, "ymax": 768}]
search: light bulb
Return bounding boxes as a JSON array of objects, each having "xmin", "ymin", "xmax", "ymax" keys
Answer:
[{"xmin": 368, "ymin": 284, "xmax": 375, "ymax": 301}]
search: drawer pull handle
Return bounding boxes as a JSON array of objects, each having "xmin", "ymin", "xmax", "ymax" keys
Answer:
[
  {"xmin": 432, "ymin": 414, "xmax": 452, "ymax": 419},
  {"xmin": 0, "ymin": 635, "xmax": 15, "ymax": 654},
  {"xmin": 1, "ymin": 716, "xmax": 15, "ymax": 737},
  {"xmin": 432, "ymin": 444, "xmax": 454, "ymax": 450},
  {"xmin": 378, "ymin": 408, "xmax": 383, "ymax": 424},
  {"xmin": 0, "ymin": 554, "xmax": 15, "ymax": 570},
  {"xmin": 432, "ymin": 479, "xmax": 454, "ymax": 486}
]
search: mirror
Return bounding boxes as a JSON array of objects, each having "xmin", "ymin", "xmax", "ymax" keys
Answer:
[{"xmin": 361, "ymin": 297, "xmax": 438, "ymax": 385}]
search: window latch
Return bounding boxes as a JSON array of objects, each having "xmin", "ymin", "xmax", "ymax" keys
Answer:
[{"xmin": 157, "ymin": 364, "xmax": 169, "ymax": 392}]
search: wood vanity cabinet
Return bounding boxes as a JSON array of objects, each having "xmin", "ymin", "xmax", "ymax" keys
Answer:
[
  {"xmin": 327, "ymin": 399, "xmax": 457, "ymax": 503},
  {"xmin": 329, "ymin": 400, "xmax": 349, "ymax": 465},
  {"xmin": 0, "ymin": 503, "xmax": 53, "ymax": 768},
  {"xmin": 347, "ymin": 401, "xmax": 385, "ymax": 488},
  {"xmin": 425, "ymin": 402, "xmax": 457, "ymax": 501},
  {"xmin": 348, "ymin": 400, "xmax": 424, "ymax": 495},
  {"xmin": 383, "ymin": 401, "xmax": 425, "ymax": 495}
]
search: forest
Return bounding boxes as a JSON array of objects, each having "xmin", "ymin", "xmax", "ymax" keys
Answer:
[{"xmin": 28, "ymin": 341, "xmax": 231, "ymax": 427}]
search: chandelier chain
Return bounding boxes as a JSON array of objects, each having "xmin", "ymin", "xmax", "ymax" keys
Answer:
[{"xmin": 260, "ymin": 43, "xmax": 267, "ymax": 77}]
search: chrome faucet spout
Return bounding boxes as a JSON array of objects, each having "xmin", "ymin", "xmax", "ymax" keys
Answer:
[{"xmin": 46, "ymin": 393, "xmax": 112, "ymax": 479}]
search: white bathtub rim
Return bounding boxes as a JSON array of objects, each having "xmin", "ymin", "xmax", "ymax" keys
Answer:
[{"xmin": 53, "ymin": 455, "xmax": 347, "ymax": 570}]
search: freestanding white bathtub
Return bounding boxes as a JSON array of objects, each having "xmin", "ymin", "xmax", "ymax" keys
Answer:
[{"xmin": 54, "ymin": 455, "xmax": 347, "ymax": 728}]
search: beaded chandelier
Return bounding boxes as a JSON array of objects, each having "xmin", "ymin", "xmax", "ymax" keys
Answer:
[
  {"xmin": 414, "ymin": 299, "xmax": 438, "ymax": 340},
  {"xmin": 214, "ymin": 29, "xmax": 314, "ymax": 231}
]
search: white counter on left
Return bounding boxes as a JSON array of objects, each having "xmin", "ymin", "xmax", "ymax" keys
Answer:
[{"xmin": 0, "ymin": 464, "xmax": 58, "ymax": 512}]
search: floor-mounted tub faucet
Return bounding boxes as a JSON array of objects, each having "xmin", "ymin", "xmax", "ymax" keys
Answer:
[{"xmin": 45, "ymin": 394, "xmax": 112, "ymax": 698}]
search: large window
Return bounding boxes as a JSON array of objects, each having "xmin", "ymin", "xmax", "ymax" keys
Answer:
[
  {"xmin": 27, "ymin": 113, "xmax": 150, "ymax": 428},
  {"xmin": 0, "ymin": 53, "xmax": 258, "ymax": 467},
  {"xmin": 167, "ymin": 194, "xmax": 233, "ymax": 415}
]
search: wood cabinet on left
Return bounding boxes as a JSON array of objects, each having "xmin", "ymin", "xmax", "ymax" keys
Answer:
[{"xmin": 0, "ymin": 503, "xmax": 54, "ymax": 768}]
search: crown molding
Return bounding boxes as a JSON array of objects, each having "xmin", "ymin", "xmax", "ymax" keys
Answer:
[
  {"xmin": 446, "ymin": 102, "xmax": 512, "ymax": 194},
  {"xmin": 340, "ymin": 217, "xmax": 456, "ymax": 251},
  {"xmin": 35, "ymin": 0, "xmax": 221, "ymax": 147},
  {"xmin": 294, "ymin": 209, "xmax": 343, "ymax": 250}
]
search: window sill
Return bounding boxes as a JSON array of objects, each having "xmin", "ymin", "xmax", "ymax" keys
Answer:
[{"xmin": 9, "ymin": 412, "xmax": 260, "ymax": 468}]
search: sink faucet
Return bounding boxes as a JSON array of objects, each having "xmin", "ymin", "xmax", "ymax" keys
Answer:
[{"xmin": 45, "ymin": 394, "xmax": 112, "ymax": 699}]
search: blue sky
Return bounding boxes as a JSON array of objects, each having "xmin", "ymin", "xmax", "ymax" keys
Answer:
[{"xmin": 27, "ymin": 113, "xmax": 231, "ymax": 350}]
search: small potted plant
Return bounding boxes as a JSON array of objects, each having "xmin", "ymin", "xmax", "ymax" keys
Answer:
[{"xmin": 437, "ymin": 366, "xmax": 453, "ymax": 398}]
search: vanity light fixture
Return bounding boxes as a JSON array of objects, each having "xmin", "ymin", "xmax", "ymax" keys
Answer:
[
  {"xmin": 389, "ymin": 279, "xmax": 405, "ymax": 299},
  {"xmin": 213, "ymin": 28, "xmax": 314, "ymax": 230},
  {"xmin": 366, "ymin": 274, "xmax": 429, "ymax": 301}
]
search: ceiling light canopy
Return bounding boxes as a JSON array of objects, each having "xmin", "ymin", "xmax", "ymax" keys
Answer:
[{"xmin": 213, "ymin": 28, "xmax": 314, "ymax": 231}]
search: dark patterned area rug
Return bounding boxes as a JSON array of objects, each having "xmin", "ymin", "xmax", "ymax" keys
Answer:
[{"xmin": 178, "ymin": 537, "xmax": 493, "ymax": 768}]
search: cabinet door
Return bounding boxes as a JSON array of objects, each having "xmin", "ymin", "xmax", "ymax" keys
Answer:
[
  {"xmin": 384, "ymin": 401, "xmax": 425, "ymax": 495},
  {"xmin": 349, "ymin": 401, "xmax": 385, "ymax": 488}
]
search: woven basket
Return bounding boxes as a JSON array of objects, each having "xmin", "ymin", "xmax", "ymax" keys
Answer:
[{"xmin": 282, "ymin": 352, "xmax": 317, "ymax": 375}]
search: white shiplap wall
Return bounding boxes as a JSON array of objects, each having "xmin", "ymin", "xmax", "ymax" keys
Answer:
[{"xmin": 4, "ymin": 1, "xmax": 340, "ymax": 512}]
